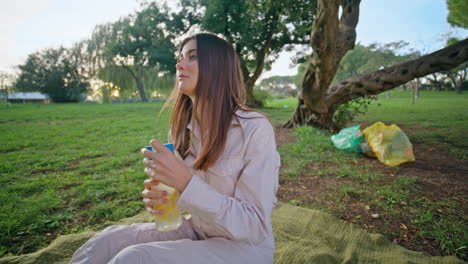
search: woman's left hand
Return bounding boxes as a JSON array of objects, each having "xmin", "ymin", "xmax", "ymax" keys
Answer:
[{"xmin": 141, "ymin": 139, "xmax": 192, "ymax": 192}]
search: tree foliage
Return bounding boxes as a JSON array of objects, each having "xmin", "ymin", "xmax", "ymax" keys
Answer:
[
  {"xmin": 15, "ymin": 47, "xmax": 89, "ymax": 102},
  {"xmin": 109, "ymin": 3, "xmax": 177, "ymax": 74},
  {"xmin": 442, "ymin": 37, "xmax": 468, "ymax": 93},
  {"xmin": 85, "ymin": 2, "xmax": 186, "ymax": 102},
  {"xmin": 197, "ymin": 0, "xmax": 315, "ymax": 106},
  {"xmin": 447, "ymin": 0, "xmax": 468, "ymax": 28},
  {"xmin": 104, "ymin": 3, "xmax": 176, "ymax": 101}
]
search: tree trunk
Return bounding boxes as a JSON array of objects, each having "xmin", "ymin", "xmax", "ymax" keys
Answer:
[
  {"xmin": 427, "ymin": 74, "xmax": 444, "ymax": 91},
  {"xmin": 284, "ymin": 0, "xmax": 468, "ymax": 132},
  {"xmin": 136, "ymin": 79, "xmax": 147, "ymax": 102},
  {"xmin": 432, "ymin": 80, "xmax": 442, "ymax": 91},
  {"xmin": 1, "ymin": 79, "xmax": 6, "ymax": 103},
  {"xmin": 283, "ymin": 0, "xmax": 360, "ymax": 132},
  {"xmin": 242, "ymin": 60, "xmax": 268, "ymax": 107},
  {"xmin": 242, "ymin": 3, "xmax": 279, "ymax": 107},
  {"xmin": 122, "ymin": 64, "xmax": 148, "ymax": 102},
  {"xmin": 457, "ymin": 69, "xmax": 467, "ymax": 93},
  {"xmin": 136, "ymin": 66, "xmax": 148, "ymax": 102},
  {"xmin": 415, "ymin": 78, "xmax": 420, "ymax": 98},
  {"xmin": 443, "ymin": 84, "xmax": 449, "ymax": 91},
  {"xmin": 244, "ymin": 77, "xmax": 261, "ymax": 107},
  {"xmin": 283, "ymin": 95, "xmax": 340, "ymax": 131},
  {"xmin": 450, "ymin": 68, "xmax": 466, "ymax": 94}
]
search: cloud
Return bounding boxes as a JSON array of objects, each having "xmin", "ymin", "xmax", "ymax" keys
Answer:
[{"xmin": 0, "ymin": 0, "xmax": 51, "ymax": 73}]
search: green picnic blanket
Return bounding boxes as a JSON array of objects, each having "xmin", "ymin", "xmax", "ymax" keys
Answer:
[{"xmin": 0, "ymin": 203, "xmax": 464, "ymax": 264}]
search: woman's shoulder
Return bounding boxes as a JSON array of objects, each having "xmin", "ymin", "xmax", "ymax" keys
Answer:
[
  {"xmin": 237, "ymin": 108, "xmax": 264, "ymax": 119},
  {"xmin": 235, "ymin": 108, "xmax": 274, "ymax": 134}
]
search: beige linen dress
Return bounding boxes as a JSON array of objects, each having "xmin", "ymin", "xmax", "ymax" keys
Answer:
[{"xmin": 69, "ymin": 109, "xmax": 281, "ymax": 264}]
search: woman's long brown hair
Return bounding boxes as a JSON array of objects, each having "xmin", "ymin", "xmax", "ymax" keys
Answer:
[{"xmin": 162, "ymin": 32, "xmax": 257, "ymax": 171}]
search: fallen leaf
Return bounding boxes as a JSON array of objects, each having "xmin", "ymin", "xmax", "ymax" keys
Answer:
[
  {"xmin": 371, "ymin": 213, "xmax": 380, "ymax": 219},
  {"xmin": 400, "ymin": 223, "xmax": 408, "ymax": 231}
]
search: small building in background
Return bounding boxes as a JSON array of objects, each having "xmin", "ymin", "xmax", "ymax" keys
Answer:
[{"xmin": 2, "ymin": 92, "xmax": 51, "ymax": 103}]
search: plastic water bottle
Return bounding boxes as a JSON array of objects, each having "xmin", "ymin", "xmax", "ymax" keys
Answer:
[{"xmin": 145, "ymin": 144, "xmax": 183, "ymax": 231}]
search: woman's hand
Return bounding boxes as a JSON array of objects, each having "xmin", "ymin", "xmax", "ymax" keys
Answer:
[
  {"xmin": 141, "ymin": 139, "xmax": 192, "ymax": 192},
  {"xmin": 141, "ymin": 179, "xmax": 168, "ymax": 215}
]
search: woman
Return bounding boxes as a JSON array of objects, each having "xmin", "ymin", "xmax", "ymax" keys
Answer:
[{"xmin": 70, "ymin": 32, "xmax": 281, "ymax": 264}]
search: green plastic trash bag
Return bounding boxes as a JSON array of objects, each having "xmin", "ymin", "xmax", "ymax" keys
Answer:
[{"xmin": 330, "ymin": 125, "xmax": 364, "ymax": 153}]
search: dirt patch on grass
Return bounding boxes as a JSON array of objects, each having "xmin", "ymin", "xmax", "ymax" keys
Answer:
[
  {"xmin": 274, "ymin": 126, "xmax": 297, "ymax": 146},
  {"xmin": 68, "ymin": 154, "xmax": 107, "ymax": 169},
  {"xmin": 274, "ymin": 125, "xmax": 467, "ymax": 260}
]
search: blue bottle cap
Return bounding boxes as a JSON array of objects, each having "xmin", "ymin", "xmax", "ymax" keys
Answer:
[{"xmin": 145, "ymin": 143, "xmax": 174, "ymax": 153}]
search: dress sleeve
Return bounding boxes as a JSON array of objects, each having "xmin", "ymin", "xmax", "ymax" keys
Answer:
[{"xmin": 177, "ymin": 119, "xmax": 280, "ymax": 245}]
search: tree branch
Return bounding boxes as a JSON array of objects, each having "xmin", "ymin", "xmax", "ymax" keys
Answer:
[
  {"xmin": 120, "ymin": 62, "xmax": 138, "ymax": 82},
  {"xmin": 325, "ymin": 38, "xmax": 468, "ymax": 106},
  {"xmin": 334, "ymin": 0, "xmax": 361, "ymax": 65},
  {"xmin": 247, "ymin": 3, "xmax": 281, "ymax": 84},
  {"xmin": 301, "ymin": 0, "xmax": 341, "ymax": 113}
]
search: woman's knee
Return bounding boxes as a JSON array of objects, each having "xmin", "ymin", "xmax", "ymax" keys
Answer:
[
  {"xmin": 93, "ymin": 225, "xmax": 127, "ymax": 240},
  {"xmin": 108, "ymin": 244, "xmax": 152, "ymax": 264},
  {"xmin": 83, "ymin": 224, "xmax": 139, "ymax": 249},
  {"xmin": 101, "ymin": 224, "xmax": 125, "ymax": 233}
]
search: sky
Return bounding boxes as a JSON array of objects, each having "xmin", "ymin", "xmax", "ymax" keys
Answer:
[{"xmin": 1, "ymin": 0, "xmax": 467, "ymax": 80}]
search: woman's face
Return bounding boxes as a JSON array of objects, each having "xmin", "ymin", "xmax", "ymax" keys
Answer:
[{"xmin": 176, "ymin": 39, "xmax": 199, "ymax": 98}]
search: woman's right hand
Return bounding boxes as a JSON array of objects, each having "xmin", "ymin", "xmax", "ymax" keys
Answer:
[{"xmin": 142, "ymin": 179, "xmax": 169, "ymax": 215}]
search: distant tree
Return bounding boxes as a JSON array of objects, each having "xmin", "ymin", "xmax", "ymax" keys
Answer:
[
  {"xmin": 447, "ymin": 0, "xmax": 468, "ymax": 28},
  {"xmin": 0, "ymin": 71, "xmax": 16, "ymax": 102},
  {"xmin": 441, "ymin": 37, "xmax": 467, "ymax": 93},
  {"xmin": 85, "ymin": 23, "xmax": 116, "ymax": 79},
  {"xmin": 461, "ymin": 80, "xmax": 468, "ymax": 91},
  {"xmin": 68, "ymin": 40, "xmax": 93, "ymax": 85},
  {"xmin": 85, "ymin": 23, "xmax": 137, "ymax": 98},
  {"xmin": 15, "ymin": 47, "xmax": 89, "ymax": 102},
  {"xmin": 259, "ymin": 75, "xmax": 295, "ymax": 87},
  {"xmin": 259, "ymin": 75, "xmax": 297, "ymax": 97},
  {"xmin": 102, "ymin": 2, "xmax": 180, "ymax": 102},
  {"xmin": 331, "ymin": 44, "xmax": 371, "ymax": 83},
  {"xmin": 85, "ymin": 0, "xmax": 196, "ymax": 102},
  {"xmin": 425, "ymin": 73, "xmax": 447, "ymax": 91}
]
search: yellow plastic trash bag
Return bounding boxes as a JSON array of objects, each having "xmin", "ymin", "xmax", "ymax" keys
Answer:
[{"xmin": 363, "ymin": 122, "xmax": 415, "ymax": 166}]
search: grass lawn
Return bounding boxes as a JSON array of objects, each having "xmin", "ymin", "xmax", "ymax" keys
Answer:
[
  {"xmin": 0, "ymin": 103, "xmax": 170, "ymax": 256},
  {"xmin": 267, "ymin": 90, "xmax": 468, "ymax": 261},
  {"xmin": 0, "ymin": 90, "xmax": 466, "ymax": 260}
]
